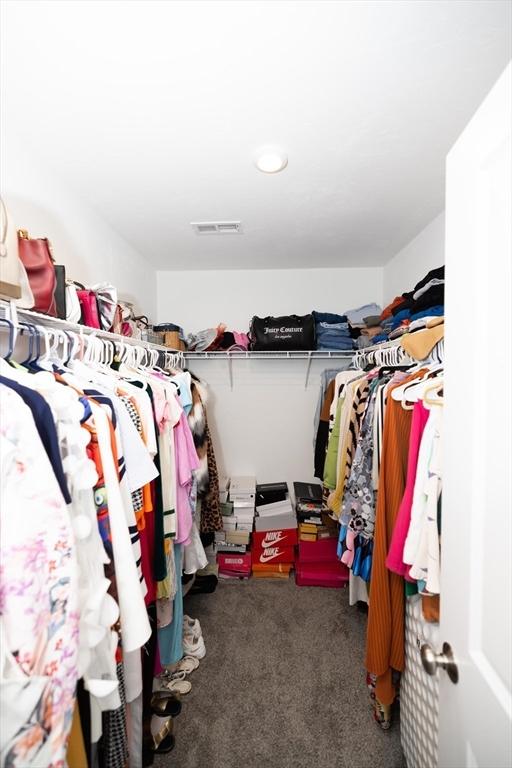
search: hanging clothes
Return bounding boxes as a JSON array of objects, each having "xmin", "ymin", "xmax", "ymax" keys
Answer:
[{"xmin": 0, "ymin": 323, "xmax": 217, "ymax": 768}]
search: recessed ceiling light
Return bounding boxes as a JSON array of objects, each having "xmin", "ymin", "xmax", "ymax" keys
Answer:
[{"xmin": 254, "ymin": 146, "xmax": 288, "ymax": 174}]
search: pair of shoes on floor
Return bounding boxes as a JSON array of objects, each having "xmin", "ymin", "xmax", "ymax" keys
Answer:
[
  {"xmin": 150, "ymin": 714, "xmax": 176, "ymax": 755},
  {"xmin": 159, "ymin": 669, "xmax": 193, "ymax": 696},
  {"xmin": 183, "ymin": 614, "xmax": 206, "ymax": 660},
  {"xmin": 188, "ymin": 573, "xmax": 218, "ymax": 595}
]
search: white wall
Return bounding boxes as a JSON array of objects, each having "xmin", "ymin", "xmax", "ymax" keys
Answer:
[
  {"xmin": 194, "ymin": 357, "xmax": 352, "ymax": 490},
  {"xmin": 156, "ymin": 266, "xmax": 383, "ymax": 332},
  {"xmin": 157, "ymin": 265, "xmax": 382, "ymax": 486},
  {"xmin": 1, "ymin": 136, "xmax": 156, "ymax": 316},
  {"xmin": 383, "ymin": 212, "xmax": 445, "ymax": 304}
]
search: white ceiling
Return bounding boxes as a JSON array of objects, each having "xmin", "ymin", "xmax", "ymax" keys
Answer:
[{"xmin": 1, "ymin": 0, "xmax": 511, "ymax": 270}]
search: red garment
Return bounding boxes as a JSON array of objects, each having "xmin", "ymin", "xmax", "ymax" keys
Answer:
[
  {"xmin": 380, "ymin": 296, "xmax": 405, "ymax": 321},
  {"xmin": 366, "ymin": 372, "xmax": 425, "ymax": 706},
  {"xmin": 141, "ymin": 481, "xmax": 157, "ymax": 606}
]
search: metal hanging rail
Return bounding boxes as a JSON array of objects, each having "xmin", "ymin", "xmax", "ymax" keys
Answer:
[
  {"xmin": 182, "ymin": 340, "xmax": 420, "ymax": 388},
  {"xmin": 0, "ymin": 300, "xmax": 184, "ymax": 365}
]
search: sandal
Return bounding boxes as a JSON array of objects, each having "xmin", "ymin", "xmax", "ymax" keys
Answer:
[
  {"xmin": 161, "ymin": 671, "xmax": 192, "ymax": 695},
  {"xmin": 174, "ymin": 655, "xmax": 200, "ymax": 675},
  {"xmin": 151, "ymin": 692, "xmax": 182, "ymax": 718},
  {"xmin": 151, "ymin": 718, "xmax": 175, "ymax": 754}
]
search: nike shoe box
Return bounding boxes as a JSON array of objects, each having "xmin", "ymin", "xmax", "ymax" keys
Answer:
[
  {"xmin": 295, "ymin": 560, "xmax": 349, "ymax": 588},
  {"xmin": 252, "ymin": 545, "xmax": 295, "ymax": 566},
  {"xmin": 217, "ymin": 552, "xmax": 252, "ymax": 575},
  {"xmin": 253, "ymin": 528, "xmax": 298, "ymax": 551}
]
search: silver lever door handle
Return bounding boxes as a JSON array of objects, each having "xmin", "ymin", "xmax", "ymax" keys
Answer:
[{"xmin": 420, "ymin": 642, "xmax": 459, "ymax": 684}]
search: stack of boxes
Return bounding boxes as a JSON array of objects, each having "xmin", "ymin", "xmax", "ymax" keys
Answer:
[
  {"xmin": 293, "ymin": 481, "xmax": 349, "ymax": 588},
  {"xmin": 295, "ymin": 482, "xmax": 337, "ymax": 542},
  {"xmin": 217, "ymin": 476, "xmax": 255, "ymax": 579},
  {"xmin": 251, "ymin": 482, "xmax": 297, "ymax": 579}
]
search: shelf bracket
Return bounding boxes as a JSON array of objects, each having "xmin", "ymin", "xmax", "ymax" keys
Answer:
[
  {"xmin": 304, "ymin": 352, "xmax": 313, "ymax": 389},
  {"xmin": 227, "ymin": 353, "xmax": 234, "ymax": 390}
]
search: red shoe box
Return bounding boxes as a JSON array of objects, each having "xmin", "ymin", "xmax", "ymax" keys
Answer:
[
  {"xmin": 297, "ymin": 536, "xmax": 339, "ymax": 564},
  {"xmin": 252, "ymin": 544, "xmax": 295, "ymax": 566},
  {"xmin": 253, "ymin": 527, "xmax": 298, "ymax": 551},
  {"xmin": 252, "ymin": 527, "xmax": 297, "ymax": 566},
  {"xmin": 295, "ymin": 560, "xmax": 349, "ymax": 588},
  {"xmin": 217, "ymin": 552, "xmax": 252, "ymax": 576}
]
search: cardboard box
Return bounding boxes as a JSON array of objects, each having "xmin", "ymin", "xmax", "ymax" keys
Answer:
[
  {"xmin": 297, "ymin": 537, "xmax": 339, "ymax": 564},
  {"xmin": 217, "ymin": 552, "xmax": 252, "ymax": 574},
  {"xmin": 253, "ymin": 528, "xmax": 298, "ymax": 550},
  {"xmin": 251, "ymin": 544, "xmax": 295, "ymax": 566},
  {"xmin": 295, "ymin": 561, "xmax": 349, "ymax": 588},
  {"xmin": 252, "ymin": 562, "xmax": 293, "ymax": 574},
  {"xmin": 254, "ymin": 512, "xmax": 297, "ymax": 532}
]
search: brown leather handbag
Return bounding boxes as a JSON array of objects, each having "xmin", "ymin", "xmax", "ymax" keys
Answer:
[{"xmin": 17, "ymin": 229, "xmax": 57, "ymax": 316}]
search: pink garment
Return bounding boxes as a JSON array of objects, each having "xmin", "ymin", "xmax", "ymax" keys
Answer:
[
  {"xmin": 386, "ymin": 401, "xmax": 430, "ymax": 579},
  {"xmin": 173, "ymin": 406, "xmax": 200, "ymax": 545},
  {"xmin": 233, "ymin": 332, "xmax": 249, "ymax": 349},
  {"xmin": 149, "ymin": 375, "xmax": 171, "ymax": 434}
]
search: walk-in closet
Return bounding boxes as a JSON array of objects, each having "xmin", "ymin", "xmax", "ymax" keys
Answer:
[{"xmin": 0, "ymin": 2, "xmax": 511, "ymax": 767}]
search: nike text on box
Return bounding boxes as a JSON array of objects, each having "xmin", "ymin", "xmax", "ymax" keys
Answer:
[
  {"xmin": 252, "ymin": 543, "xmax": 296, "ymax": 565},
  {"xmin": 252, "ymin": 527, "xmax": 298, "ymax": 551}
]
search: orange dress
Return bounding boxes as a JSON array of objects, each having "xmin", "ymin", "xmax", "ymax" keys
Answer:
[{"xmin": 365, "ymin": 372, "xmax": 424, "ymax": 705}]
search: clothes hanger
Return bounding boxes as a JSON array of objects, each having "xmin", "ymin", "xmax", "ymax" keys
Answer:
[
  {"xmin": 17, "ymin": 322, "xmax": 35, "ymax": 367},
  {"xmin": 423, "ymin": 381, "xmax": 444, "ymax": 406},
  {"xmin": 399, "ymin": 365, "xmax": 444, "ymax": 409},
  {"xmin": 21, "ymin": 322, "xmax": 46, "ymax": 371},
  {"xmin": 0, "ymin": 318, "xmax": 16, "ymax": 362}
]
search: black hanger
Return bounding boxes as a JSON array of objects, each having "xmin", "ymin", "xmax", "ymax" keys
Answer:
[{"xmin": 0, "ymin": 318, "xmax": 15, "ymax": 361}]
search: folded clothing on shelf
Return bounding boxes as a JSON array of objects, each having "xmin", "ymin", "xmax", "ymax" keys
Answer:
[{"xmin": 344, "ymin": 303, "xmax": 382, "ymax": 326}]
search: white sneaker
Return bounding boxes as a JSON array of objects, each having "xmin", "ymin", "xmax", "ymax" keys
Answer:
[
  {"xmin": 183, "ymin": 615, "xmax": 201, "ymax": 637},
  {"xmin": 182, "ymin": 633, "xmax": 206, "ymax": 659}
]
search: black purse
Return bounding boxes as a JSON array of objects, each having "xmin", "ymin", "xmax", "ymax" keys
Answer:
[{"xmin": 250, "ymin": 314, "xmax": 316, "ymax": 351}]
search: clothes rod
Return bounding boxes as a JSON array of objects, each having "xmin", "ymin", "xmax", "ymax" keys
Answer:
[{"xmin": 0, "ymin": 301, "xmax": 180, "ymax": 354}]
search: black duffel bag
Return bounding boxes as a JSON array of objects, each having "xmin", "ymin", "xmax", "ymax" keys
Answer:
[{"xmin": 250, "ymin": 314, "xmax": 316, "ymax": 351}]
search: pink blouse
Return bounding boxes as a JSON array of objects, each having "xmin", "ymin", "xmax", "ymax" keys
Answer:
[{"xmin": 386, "ymin": 401, "xmax": 430, "ymax": 579}]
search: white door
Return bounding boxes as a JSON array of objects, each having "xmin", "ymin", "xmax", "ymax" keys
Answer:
[{"xmin": 439, "ymin": 62, "xmax": 512, "ymax": 767}]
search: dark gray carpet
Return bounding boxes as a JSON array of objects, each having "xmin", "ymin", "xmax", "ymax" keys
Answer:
[{"xmin": 156, "ymin": 579, "xmax": 405, "ymax": 768}]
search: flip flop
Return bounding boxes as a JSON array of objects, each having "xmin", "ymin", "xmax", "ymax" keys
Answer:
[
  {"xmin": 173, "ymin": 655, "xmax": 200, "ymax": 675},
  {"xmin": 151, "ymin": 692, "xmax": 182, "ymax": 718},
  {"xmin": 161, "ymin": 671, "xmax": 192, "ymax": 695}
]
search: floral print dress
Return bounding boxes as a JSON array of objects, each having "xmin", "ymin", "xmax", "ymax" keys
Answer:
[{"xmin": 0, "ymin": 385, "xmax": 79, "ymax": 768}]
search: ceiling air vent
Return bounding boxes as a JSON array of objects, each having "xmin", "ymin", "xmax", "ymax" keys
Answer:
[{"xmin": 191, "ymin": 221, "xmax": 242, "ymax": 235}]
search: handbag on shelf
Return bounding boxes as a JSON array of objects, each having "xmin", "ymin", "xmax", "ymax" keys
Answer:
[
  {"xmin": 53, "ymin": 264, "xmax": 66, "ymax": 319},
  {"xmin": 77, "ymin": 288, "xmax": 102, "ymax": 329},
  {"xmin": 91, "ymin": 283, "xmax": 118, "ymax": 331},
  {"xmin": 17, "ymin": 229, "xmax": 57, "ymax": 315},
  {"xmin": 65, "ymin": 280, "xmax": 83, "ymax": 324},
  {"xmin": 250, "ymin": 314, "xmax": 316, "ymax": 351},
  {"xmin": 110, "ymin": 303, "xmax": 123, "ymax": 335},
  {"xmin": 0, "ymin": 198, "xmax": 34, "ymax": 307},
  {"xmin": 118, "ymin": 301, "xmax": 142, "ymax": 339}
]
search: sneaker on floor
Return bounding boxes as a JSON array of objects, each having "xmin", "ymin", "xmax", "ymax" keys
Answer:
[
  {"xmin": 182, "ymin": 633, "xmax": 206, "ymax": 659},
  {"xmin": 183, "ymin": 615, "xmax": 201, "ymax": 637}
]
